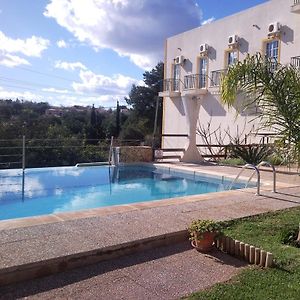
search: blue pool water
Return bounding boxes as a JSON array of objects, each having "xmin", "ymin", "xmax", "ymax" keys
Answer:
[{"xmin": 0, "ymin": 165, "xmax": 247, "ymax": 220}]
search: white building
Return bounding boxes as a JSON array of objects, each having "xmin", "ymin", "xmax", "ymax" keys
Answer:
[{"xmin": 159, "ymin": 0, "xmax": 300, "ymax": 162}]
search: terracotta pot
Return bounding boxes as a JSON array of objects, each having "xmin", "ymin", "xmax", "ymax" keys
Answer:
[{"xmin": 191, "ymin": 232, "xmax": 216, "ymax": 253}]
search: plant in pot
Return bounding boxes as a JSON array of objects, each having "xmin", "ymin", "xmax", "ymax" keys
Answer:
[{"xmin": 188, "ymin": 219, "xmax": 223, "ymax": 253}]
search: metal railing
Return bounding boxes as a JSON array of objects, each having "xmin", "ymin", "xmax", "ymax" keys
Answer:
[
  {"xmin": 246, "ymin": 161, "xmax": 276, "ymax": 193},
  {"xmin": 0, "ymin": 137, "xmax": 147, "ymax": 170},
  {"xmin": 183, "ymin": 74, "xmax": 207, "ymax": 90},
  {"xmin": 210, "ymin": 69, "xmax": 227, "ymax": 87},
  {"xmin": 229, "ymin": 161, "xmax": 277, "ymax": 196},
  {"xmin": 294, "ymin": 0, "xmax": 300, "ymax": 5},
  {"xmin": 161, "ymin": 78, "xmax": 181, "ymax": 92},
  {"xmin": 229, "ymin": 163, "xmax": 261, "ymax": 195},
  {"xmin": 291, "ymin": 56, "xmax": 300, "ymax": 69}
]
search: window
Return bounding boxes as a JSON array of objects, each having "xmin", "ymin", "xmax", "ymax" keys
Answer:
[
  {"xmin": 265, "ymin": 39, "xmax": 279, "ymax": 71},
  {"xmin": 265, "ymin": 40, "xmax": 279, "ymax": 61},
  {"xmin": 227, "ymin": 50, "xmax": 238, "ymax": 66},
  {"xmin": 173, "ymin": 64, "xmax": 180, "ymax": 91},
  {"xmin": 199, "ymin": 58, "xmax": 208, "ymax": 88}
]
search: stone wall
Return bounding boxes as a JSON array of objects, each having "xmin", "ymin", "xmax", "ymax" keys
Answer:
[{"xmin": 117, "ymin": 146, "xmax": 153, "ymax": 163}]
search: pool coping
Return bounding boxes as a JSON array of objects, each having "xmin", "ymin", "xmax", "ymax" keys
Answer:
[{"xmin": 0, "ymin": 162, "xmax": 293, "ymax": 230}]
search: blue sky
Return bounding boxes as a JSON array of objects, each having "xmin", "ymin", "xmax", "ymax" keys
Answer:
[{"xmin": 0, "ymin": 0, "xmax": 268, "ymax": 108}]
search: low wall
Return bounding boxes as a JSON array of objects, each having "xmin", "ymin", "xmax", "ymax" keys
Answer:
[{"xmin": 118, "ymin": 146, "xmax": 153, "ymax": 163}]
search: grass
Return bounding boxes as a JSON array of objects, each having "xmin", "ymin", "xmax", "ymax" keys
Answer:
[
  {"xmin": 219, "ymin": 158, "xmax": 245, "ymax": 166},
  {"xmin": 185, "ymin": 207, "xmax": 300, "ymax": 300}
]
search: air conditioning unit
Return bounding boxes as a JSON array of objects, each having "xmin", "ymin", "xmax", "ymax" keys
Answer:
[
  {"xmin": 199, "ymin": 43, "xmax": 209, "ymax": 54},
  {"xmin": 228, "ymin": 34, "xmax": 239, "ymax": 46},
  {"xmin": 174, "ymin": 55, "xmax": 184, "ymax": 65},
  {"xmin": 268, "ymin": 22, "xmax": 281, "ymax": 36}
]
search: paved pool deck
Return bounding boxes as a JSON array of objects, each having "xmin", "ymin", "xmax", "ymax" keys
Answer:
[{"xmin": 0, "ymin": 163, "xmax": 299, "ymax": 296}]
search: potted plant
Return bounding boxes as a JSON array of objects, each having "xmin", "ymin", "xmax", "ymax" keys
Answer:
[{"xmin": 188, "ymin": 219, "xmax": 223, "ymax": 253}]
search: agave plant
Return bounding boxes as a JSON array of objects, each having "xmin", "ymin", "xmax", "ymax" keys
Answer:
[
  {"xmin": 230, "ymin": 144, "xmax": 271, "ymax": 165},
  {"xmin": 221, "ymin": 53, "xmax": 300, "ymax": 166}
]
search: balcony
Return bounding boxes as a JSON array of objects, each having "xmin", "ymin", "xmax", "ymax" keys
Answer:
[
  {"xmin": 291, "ymin": 0, "xmax": 300, "ymax": 13},
  {"xmin": 291, "ymin": 56, "xmax": 300, "ymax": 69},
  {"xmin": 210, "ymin": 69, "xmax": 227, "ymax": 87},
  {"xmin": 181, "ymin": 74, "xmax": 208, "ymax": 97},
  {"xmin": 159, "ymin": 79, "xmax": 181, "ymax": 98}
]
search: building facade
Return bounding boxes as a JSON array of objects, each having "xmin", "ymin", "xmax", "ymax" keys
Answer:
[{"xmin": 159, "ymin": 0, "xmax": 300, "ymax": 162}]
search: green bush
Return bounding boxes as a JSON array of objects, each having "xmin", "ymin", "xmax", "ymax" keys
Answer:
[{"xmin": 220, "ymin": 158, "xmax": 245, "ymax": 166}]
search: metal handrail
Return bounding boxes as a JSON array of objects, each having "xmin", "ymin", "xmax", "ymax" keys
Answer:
[
  {"xmin": 210, "ymin": 69, "xmax": 227, "ymax": 87},
  {"xmin": 245, "ymin": 161, "xmax": 276, "ymax": 193},
  {"xmin": 183, "ymin": 74, "xmax": 207, "ymax": 90},
  {"xmin": 161, "ymin": 78, "xmax": 182, "ymax": 92},
  {"xmin": 229, "ymin": 163, "xmax": 261, "ymax": 195},
  {"xmin": 291, "ymin": 56, "xmax": 300, "ymax": 69},
  {"xmin": 108, "ymin": 136, "xmax": 114, "ymax": 165}
]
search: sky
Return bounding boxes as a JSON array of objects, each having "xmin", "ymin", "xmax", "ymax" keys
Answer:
[{"xmin": 0, "ymin": 0, "xmax": 268, "ymax": 108}]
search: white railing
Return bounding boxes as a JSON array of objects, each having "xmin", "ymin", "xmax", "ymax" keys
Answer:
[
  {"xmin": 291, "ymin": 56, "xmax": 300, "ymax": 69},
  {"xmin": 210, "ymin": 69, "xmax": 227, "ymax": 87},
  {"xmin": 184, "ymin": 74, "xmax": 207, "ymax": 89},
  {"xmin": 161, "ymin": 78, "xmax": 181, "ymax": 92},
  {"xmin": 294, "ymin": 0, "xmax": 300, "ymax": 5}
]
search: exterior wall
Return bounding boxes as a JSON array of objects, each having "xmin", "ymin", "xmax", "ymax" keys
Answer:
[{"xmin": 162, "ymin": 0, "xmax": 300, "ymax": 149}]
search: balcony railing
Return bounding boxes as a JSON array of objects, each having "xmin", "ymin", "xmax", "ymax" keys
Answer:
[
  {"xmin": 183, "ymin": 74, "xmax": 207, "ymax": 90},
  {"xmin": 291, "ymin": 0, "xmax": 300, "ymax": 13},
  {"xmin": 210, "ymin": 69, "xmax": 227, "ymax": 87},
  {"xmin": 161, "ymin": 78, "xmax": 181, "ymax": 93},
  {"xmin": 291, "ymin": 56, "xmax": 300, "ymax": 69}
]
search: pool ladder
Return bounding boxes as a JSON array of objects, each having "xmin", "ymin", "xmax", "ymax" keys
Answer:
[{"xmin": 229, "ymin": 161, "xmax": 276, "ymax": 196}]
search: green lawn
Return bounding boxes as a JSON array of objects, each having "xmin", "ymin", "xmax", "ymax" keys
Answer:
[{"xmin": 186, "ymin": 207, "xmax": 300, "ymax": 300}]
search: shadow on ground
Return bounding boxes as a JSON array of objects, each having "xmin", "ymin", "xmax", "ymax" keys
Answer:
[{"xmin": 0, "ymin": 241, "xmax": 246, "ymax": 299}]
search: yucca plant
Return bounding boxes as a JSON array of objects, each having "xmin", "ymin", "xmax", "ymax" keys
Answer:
[{"xmin": 221, "ymin": 53, "xmax": 300, "ymax": 167}]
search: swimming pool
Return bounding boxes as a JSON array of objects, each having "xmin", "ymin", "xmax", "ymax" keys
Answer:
[{"xmin": 0, "ymin": 165, "xmax": 248, "ymax": 220}]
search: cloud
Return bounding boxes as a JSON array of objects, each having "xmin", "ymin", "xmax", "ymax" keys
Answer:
[
  {"xmin": 0, "ymin": 86, "xmax": 43, "ymax": 101},
  {"xmin": 56, "ymin": 39, "xmax": 68, "ymax": 48},
  {"xmin": 0, "ymin": 86, "xmax": 125, "ymax": 107},
  {"xmin": 44, "ymin": 0, "xmax": 202, "ymax": 69},
  {"xmin": 0, "ymin": 31, "xmax": 49, "ymax": 68},
  {"xmin": 55, "ymin": 60, "xmax": 87, "ymax": 71},
  {"xmin": 41, "ymin": 87, "xmax": 71, "ymax": 94},
  {"xmin": 201, "ymin": 17, "xmax": 215, "ymax": 25},
  {"xmin": 50, "ymin": 94, "xmax": 122, "ymax": 107},
  {"xmin": 72, "ymin": 70, "xmax": 141, "ymax": 95},
  {"xmin": 0, "ymin": 52, "xmax": 30, "ymax": 67},
  {"xmin": 0, "ymin": 31, "xmax": 50, "ymax": 57}
]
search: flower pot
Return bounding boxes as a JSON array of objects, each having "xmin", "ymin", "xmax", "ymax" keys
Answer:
[{"xmin": 191, "ymin": 232, "xmax": 216, "ymax": 253}]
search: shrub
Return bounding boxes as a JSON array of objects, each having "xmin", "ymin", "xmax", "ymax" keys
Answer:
[{"xmin": 230, "ymin": 145, "xmax": 271, "ymax": 165}]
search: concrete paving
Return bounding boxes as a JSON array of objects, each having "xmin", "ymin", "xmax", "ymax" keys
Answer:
[
  {"xmin": 0, "ymin": 241, "xmax": 246, "ymax": 300},
  {"xmin": 0, "ymin": 163, "xmax": 299, "ymax": 297}
]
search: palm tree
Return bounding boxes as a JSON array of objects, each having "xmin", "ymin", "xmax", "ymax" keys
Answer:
[{"xmin": 221, "ymin": 53, "xmax": 300, "ymax": 165}]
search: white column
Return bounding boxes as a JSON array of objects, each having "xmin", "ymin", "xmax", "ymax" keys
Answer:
[{"xmin": 181, "ymin": 96, "xmax": 203, "ymax": 163}]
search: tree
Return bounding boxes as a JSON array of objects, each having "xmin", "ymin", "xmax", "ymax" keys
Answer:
[
  {"xmin": 122, "ymin": 62, "xmax": 164, "ymax": 140},
  {"xmin": 221, "ymin": 53, "xmax": 300, "ymax": 165}
]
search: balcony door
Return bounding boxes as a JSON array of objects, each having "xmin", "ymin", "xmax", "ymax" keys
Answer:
[
  {"xmin": 265, "ymin": 39, "xmax": 279, "ymax": 71},
  {"xmin": 199, "ymin": 58, "xmax": 207, "ymax": 88},
  {"xmin": 173, "ymin": 63, "xmax": 180, "ymax": 91}
]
